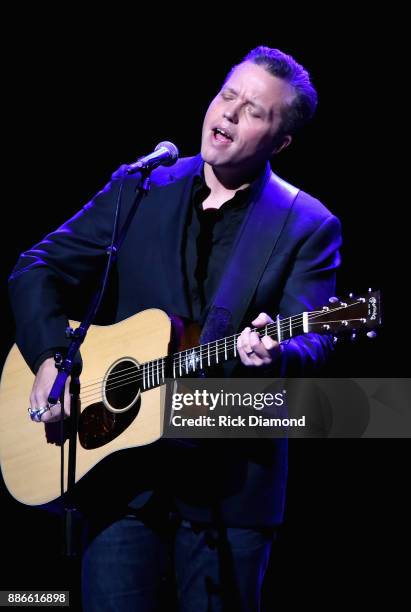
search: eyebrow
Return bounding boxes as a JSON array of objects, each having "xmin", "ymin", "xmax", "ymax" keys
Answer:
[{"xmin": 222, "ymin": 87, "xmax": 267, "ymax": 115}]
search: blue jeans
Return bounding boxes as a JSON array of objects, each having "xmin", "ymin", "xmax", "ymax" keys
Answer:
[{"xmin": 82, "ymin": 510, "xmax": 275, "ymax": 612}]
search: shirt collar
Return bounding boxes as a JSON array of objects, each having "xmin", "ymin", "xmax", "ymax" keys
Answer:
[{"xmin": 192, "ymin": 162, "xmax": 269, "ymax": 211}]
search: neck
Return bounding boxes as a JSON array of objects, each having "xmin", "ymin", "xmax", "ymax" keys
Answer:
[{"xmin": 203, "ymin": 162, "xmax": 261, "ymax": 195}]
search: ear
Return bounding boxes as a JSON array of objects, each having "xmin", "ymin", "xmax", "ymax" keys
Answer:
[{"xmin": 272, "ymin": 134, "xmax": 292, "ymax": 155}]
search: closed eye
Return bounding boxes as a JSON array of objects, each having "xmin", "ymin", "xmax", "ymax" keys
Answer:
[{"xmin": 247, "ymin": 106, "xmax": 261, "ymax": 118}]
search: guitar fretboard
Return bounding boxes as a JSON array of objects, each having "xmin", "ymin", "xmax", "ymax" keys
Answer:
[{"xmin": 141, "ymin": 313, "xmax": 307, "ymax": 391}]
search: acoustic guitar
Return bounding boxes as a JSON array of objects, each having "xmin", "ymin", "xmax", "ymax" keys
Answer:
[{"xmin": 0, "ymin": 291, "xmax": 381, "ymax": 505}]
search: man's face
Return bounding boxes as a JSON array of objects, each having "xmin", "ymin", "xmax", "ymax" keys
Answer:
[{"xmin": 201, "ymin": 61, "xmax": 295, "ymax": 174}]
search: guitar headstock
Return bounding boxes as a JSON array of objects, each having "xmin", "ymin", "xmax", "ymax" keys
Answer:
[{"xmin": 307, "ymin": 290, "xmax": 382, "ymax": 336}]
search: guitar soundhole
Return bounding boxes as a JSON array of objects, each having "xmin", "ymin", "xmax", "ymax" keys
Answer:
[
  {"xmin": 78, "ymin": 358, "xmax": 142, "ymax": 450},
  {"xmin": 104, "ymin": 358, "xmax": 141, "ymax": 412}
]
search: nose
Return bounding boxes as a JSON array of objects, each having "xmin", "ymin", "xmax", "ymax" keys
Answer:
[{"xmin": 223, "ymin": 105, "xmax": 239, "ymax": 124}]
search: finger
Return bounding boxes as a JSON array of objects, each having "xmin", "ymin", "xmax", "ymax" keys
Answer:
[
  {"xmin": 238, "ymin": 327, "xmax": 254, "ymax": 356},
  {"xmin": 237, "ymin": 327, "xmax": 251, "ymax": 350},
  {"xmin": 29, "ymin": 391, "xmax": 38, "ymax": 410},
  {"xmin": 237, "ymin": 330, "xmax": 254, "ymax": 365},
  {"xmin": 40, "ymin": 401, "xmax": 62, "ymax": 423},
  {"xmin": 30, "ymin": 390, "xmax": 49, "ymax": 411},
  {"xmin": 238, "ymin": 348, "xmax": 265, "ymax": 367},
  {"xmin": 261, "ymin": 336, "xmax": 281, "ymax": 362},
  {"xmin": 261, "ymin": 335, "xmax": 278, "ymax": 352},
  {"xmin": 238, "ymin": 331, "xmax": 267, "ymax": 366},
  {"xmin": 41, "ymin": 392, "xmax": 72, "ymax": 422},
  {"xmin": 245, "ymin": 351, "xmax": 266, "ymax": 366},
  {"xmin": 249, "ymin": 331, "xmax": 271, "ymax": 360},
  {"xmin": 251, "ymin": 312, "xmax": 274, "ymax": 327},
  {"xmin": 30, "ymin": 385, "xmax": 49, "ymax": 409},
  {"xmin": 41, "ymin": 377, "xmax": 72, "ymax": 421}
]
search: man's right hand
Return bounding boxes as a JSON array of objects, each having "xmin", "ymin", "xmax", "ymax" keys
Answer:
[{"xmin": 29, "ymin": 357, "xmax": 71, "ymax": 423}]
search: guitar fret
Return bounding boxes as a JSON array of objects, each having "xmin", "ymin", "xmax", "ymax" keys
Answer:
[
  {"xmin": 216, "ymin": 340, "xmax": 219, "ymax": 364},
  {"xmin": 224, "ymin": 337, "xmax": 227, "ymax": 360},
  {"xmin": 234, "ymin": 336, "xmax": 237, "ymax": 357},
  {"xmin": 185, "ymin": 352, "xmax": 188, "ymax": 374},
  {"xmin": 143, "ymin": 363, "xmax": 146, "ymax": 390},
  {"xmin": 208, "ymin": 343, "xmax": 210, "ymax": 366},
  {"xmin": 161, "ymin": 358, "xmax": 165, "ymax": 383},
  {"xmin": 173, "ymin": 357, "xmax": 176, "ymax": 379},
  {"xmin": 276, "ymin": 314, "xmax": 281, "ymax": 342},
  {"xmin": 156, "ymin": 360, "xmax": 160, "ymax": 385},
  {"xmin": 289, "ymin": 317, "xmax": 292, "ymax": 337},
  {"xmin": 179, "ymin": 353, "xmax": 182, "ymax": 377},
  {"xmin": 199, "ymin": 346, "xmax": 203, "ymax": 369},
  {"xmin": 151, "ymin": 361, "xmax": 155, "ymax": 387}
]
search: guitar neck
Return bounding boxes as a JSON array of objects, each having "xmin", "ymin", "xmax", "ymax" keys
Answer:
[
  {"xmin": 139, "ymin": 316, "xmax": 297, "ymax": 390},
  {"xmin": 170, "ymin": 314, "xmax": 302, "ymax": 378},
  {"xmin": 139, "ymin": 291, "xmax": 381, "ymax": 389}
]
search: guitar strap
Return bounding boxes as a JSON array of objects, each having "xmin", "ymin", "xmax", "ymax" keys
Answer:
[{"xmin": 200, "ymin": 167, "xmax": 299, "ymax": 345}]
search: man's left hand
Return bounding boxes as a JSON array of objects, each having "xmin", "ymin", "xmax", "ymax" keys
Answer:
[{"xmin": 237, "ymin": 313, "xmax": 281, "ymax": 367}]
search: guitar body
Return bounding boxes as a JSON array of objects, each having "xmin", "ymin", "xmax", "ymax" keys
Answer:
[{"xmin": 0, "ymin": 309, "xmax": 175, "ymax": 506}]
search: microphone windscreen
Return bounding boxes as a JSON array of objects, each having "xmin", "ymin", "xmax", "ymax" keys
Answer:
[{"xmin": 155, "ymin": 141, "xmax": 179, "ymax": 166}]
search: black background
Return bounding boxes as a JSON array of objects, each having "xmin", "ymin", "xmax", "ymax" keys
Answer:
[{"xmin": 1, "ymin": 12, "xmax": 407, "ymax": 609}]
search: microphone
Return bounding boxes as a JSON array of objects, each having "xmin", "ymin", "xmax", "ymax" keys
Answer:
[{"xmin": 127, "ymin": 141, "xmax": 179, "ymax": 173}]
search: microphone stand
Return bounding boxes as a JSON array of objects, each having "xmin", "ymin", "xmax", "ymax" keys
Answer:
[{"xmin": 47, "ymin": 167, "xmax": 153, "ymax": 557}]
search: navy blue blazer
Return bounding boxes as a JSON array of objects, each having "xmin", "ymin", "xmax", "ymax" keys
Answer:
[{"xmin": 9, "ymin": 155, "xmax": 342, "ymax": 526}]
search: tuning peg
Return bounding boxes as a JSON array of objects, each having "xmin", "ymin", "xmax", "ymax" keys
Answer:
[
  {"xmin": 366, "ymin": 330, "xmax": 377, "ymax": 339},
  {"xmin": 368, "ymin": 288, "xmax": 373, "ymax": 293},
  {"xmin": 333, "ymin": 336, "xmax": 338, "ymax": 344},
  {"xmin": 349, "ymin": 292, "xmax": 354, "ymax": 299},
  {"xmin": 350, "ymin": 332, "xmax": 357, "ymax": 341},
  {"xmin": 329, "ymin": 296, "xmax": 339, "ymax": 304}
]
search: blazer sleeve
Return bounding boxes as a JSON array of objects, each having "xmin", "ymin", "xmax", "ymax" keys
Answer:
[
  {"xmin": 278, "ymin": 213, "xmax": 342, "ymax": 375},
  {"xmin": 8, "ymin": 166, "xmax": 133, "ymax": 372}
]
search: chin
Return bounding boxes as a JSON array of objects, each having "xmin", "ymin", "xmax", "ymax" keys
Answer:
[{"xmin": 201, "ymin": 147, "xmax": 220, "ymax": 166}]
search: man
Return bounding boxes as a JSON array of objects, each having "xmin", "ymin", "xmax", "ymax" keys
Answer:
[{"xmin": 9, "ymin": 47, "xmax": 341, "ymax": 611}]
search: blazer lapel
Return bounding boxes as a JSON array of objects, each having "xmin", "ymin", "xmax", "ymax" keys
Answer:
[{"xmin": 202, "ymin": 164, "xmax": 299, "ymax": 339}]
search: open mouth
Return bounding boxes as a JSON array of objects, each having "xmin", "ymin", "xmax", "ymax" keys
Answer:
[{"xmin": 212, "ymin": 127, "xmax": 233, "ymax": 143}]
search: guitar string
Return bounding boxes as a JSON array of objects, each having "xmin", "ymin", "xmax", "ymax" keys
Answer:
[
  {"xmin": 79, "ymin": 314, "xmax": 366, "ymax": 402},
  {"xmin": 79, "ymin": 311, "xmax": 367, "ymax": 402},
  {"xmin": 79, "ymin": 316, "xmax": 367, "ymax": 403},
  {"xmin": 78, "ymin": 314, "xmax": 309, "ymax": 391},
  {"xmin": 79, "ymin": 315, "xmax": 369, "ymax": 404},
  {"xmin": 78, "ymin": 306, "xmax": 333, "ymax": 398},
  {"xmin": 78, "ymin": 302, "xmax": 358, "ymax": 392},
  {"xmin": 79, "ymin": 315, "xmax": 366, "ymax": 401},
  {"xmin": 78, "ymin": 304, "xmax": 365, "ymax": 400},
  {"xmin": 78, "ymin": 315, "xmax": 305, "ymax": 390}
]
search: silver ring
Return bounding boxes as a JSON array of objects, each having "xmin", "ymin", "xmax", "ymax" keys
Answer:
[{"xmin": 28, "ymin": 405, "xmax": 50, "ymax": 422}]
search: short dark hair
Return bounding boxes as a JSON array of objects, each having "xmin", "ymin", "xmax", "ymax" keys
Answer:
[{"xmin": 228, "ymin": 46, "xmax": 318, "ymax": 138}]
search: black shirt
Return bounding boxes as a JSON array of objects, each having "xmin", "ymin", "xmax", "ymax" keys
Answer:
[{"xmin": 184, "ymin": 172, "xmax": 252, "ymax": 325}]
